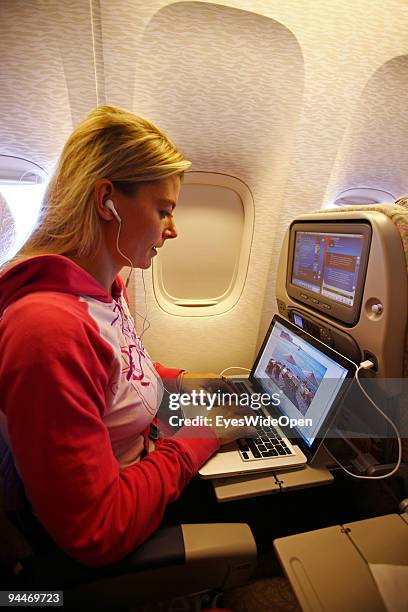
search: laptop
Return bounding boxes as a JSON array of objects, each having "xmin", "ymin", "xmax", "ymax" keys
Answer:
[{"xmin": 197, "ymin": 314, "xmax": 356, "ymax": 479}]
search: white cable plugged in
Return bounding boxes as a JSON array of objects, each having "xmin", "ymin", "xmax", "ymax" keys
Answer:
[
  {"xmin": 359, "ymin": 359, "xmax": 375, "ymax": 370},
  {"xmin": 325, "ymin": 359, "xmax": 402, "ymax": 480}
]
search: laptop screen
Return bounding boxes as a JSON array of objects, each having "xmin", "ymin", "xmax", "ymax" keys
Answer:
[{"xmin": 252, "ymin": 319, "xmax": 349, "ymax": 447}]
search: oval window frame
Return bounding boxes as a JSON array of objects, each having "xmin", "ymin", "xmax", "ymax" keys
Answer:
[{"xmin": 152, "ymin": 171, "xmax": 254, "ymax": 317}]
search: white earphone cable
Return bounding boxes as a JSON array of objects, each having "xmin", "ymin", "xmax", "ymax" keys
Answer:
[
  {"xmin": 324, "ymin": 362, "xmax": 402, "ymax": 480},
  {"xmin": 139, "ymin": 269, "xmax": 150, "ymax": 340},
  {"xmin": 114, "ymin": 218, "xmax": 134, "ymax": 289}
]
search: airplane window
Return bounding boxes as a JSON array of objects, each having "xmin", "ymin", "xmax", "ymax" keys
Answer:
[
  {"xmin": 153, "ymin": 172, "xmax": 254, "ymax": 317},
  {"xmin": 0, "ymin": 156, "xmax": 46, "ymax": 265}
]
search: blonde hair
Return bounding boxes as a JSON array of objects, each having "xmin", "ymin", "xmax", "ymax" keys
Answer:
[{"xmin": 10, "ymin": 105, "xmax": 191, "ymax": 263}]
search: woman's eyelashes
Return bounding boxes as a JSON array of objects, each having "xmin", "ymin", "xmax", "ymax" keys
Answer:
[{"xmin": 159, "ymin": 209, "xmax": 172, "ymax": 219}]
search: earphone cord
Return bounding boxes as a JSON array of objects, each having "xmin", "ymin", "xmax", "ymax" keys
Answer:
[
  {"xmin": 113, "ymin": 219, "xmax": 152, "ymax": 341},
  {"xmin": 140, "ymin": 269, "xmax": 150, "ymax": 339},
  {"xmin": 114, "ymin": 218, "xmax": 134, "ymax": 289}
]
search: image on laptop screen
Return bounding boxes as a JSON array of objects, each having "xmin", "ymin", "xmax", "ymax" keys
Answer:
[{"xmin": 253, "ymin": 320, "xmax": 349, "ymax": 447}]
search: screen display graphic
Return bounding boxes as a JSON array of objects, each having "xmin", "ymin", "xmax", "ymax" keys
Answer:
[
  {"xmin": 253, "ymin": 320, "xmax": 348, "ymax": 446},
  {"xmin": 292, "ymin": 232, "xmax": 364, "ymax": 308}
]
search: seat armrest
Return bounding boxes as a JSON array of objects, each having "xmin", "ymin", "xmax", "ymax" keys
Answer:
[
  {"xmin": 182, "ymin": 523, "xmax": 257, "ymax": 589},
  {"xmin": 24, "ymin": 523, "xmax": 257, "ymax": 608},
  {"xmin": 26, "ymin": 525, "xmax": 185, "ymax": 588},
  {"xmin": 120, "ymin": 525, "xmax": 185, "ymax": 571},
  {"xmin": 65, "ymin": 523, "xmax": 257, "ymax": 608}
]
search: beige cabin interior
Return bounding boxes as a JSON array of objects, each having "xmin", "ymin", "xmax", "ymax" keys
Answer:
[{"xmin": 1, "ymin": 1, "xmax": 408, "ymax": 611}]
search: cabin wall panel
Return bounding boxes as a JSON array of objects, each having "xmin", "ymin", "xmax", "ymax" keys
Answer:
[
  {"xmin": 325, "ymin": 55, "xmax": 408, "ymax": 204},
  {"xmin": 0, "ymin": 0, "xmax": 74, "ymax": 171},
  {"xmin": 38, "ymin": 0, "xmax": 99, "ymax": 125}
]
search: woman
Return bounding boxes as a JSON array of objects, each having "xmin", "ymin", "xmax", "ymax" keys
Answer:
[{"xmin": 0, "ymin": 105, "xmax": 243, "ymax": 568}]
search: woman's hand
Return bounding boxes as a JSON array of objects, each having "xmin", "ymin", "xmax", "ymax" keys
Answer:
[
  {"xmin": 179, "ymin": 373, "xmax": 256, "ymax": 446},
  {"xmin": 206, "ymin": 405, "xmax": 257, "ymax": 446}
]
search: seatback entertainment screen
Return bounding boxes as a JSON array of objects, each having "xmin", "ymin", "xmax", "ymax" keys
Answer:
[
  {"xmin": 287, "ymin": 222, "xmax": 371, "ymax": 325},
  {"xmin": 292, "ymin": 232, "xmax": 363, "ymax": 307}
]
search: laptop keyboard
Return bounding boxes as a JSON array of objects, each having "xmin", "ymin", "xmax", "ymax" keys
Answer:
[
  {"xmin": 238, "ymin": 425, "xmax": 294, "ymax": 461},
  {"xmin": 231, "ymin": 380, "xmax": 295, "ymax": 461}
]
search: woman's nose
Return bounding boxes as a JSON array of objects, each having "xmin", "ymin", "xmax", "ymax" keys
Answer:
[{"xmin": 164, "ymin": 220, "xmax": 177, "ymax": 239}]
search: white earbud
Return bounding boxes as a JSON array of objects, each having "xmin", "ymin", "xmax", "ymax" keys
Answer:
[{"xmin": 104, "ymin": 199, "xmax": 121, "ymax": 223}]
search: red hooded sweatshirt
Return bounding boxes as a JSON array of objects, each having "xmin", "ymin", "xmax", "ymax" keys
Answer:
[{"xmin": 0, "ymin": 255, "xmax": 219, "ymax": 566}]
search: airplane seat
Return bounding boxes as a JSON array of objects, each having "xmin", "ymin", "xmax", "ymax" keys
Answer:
[
  {"xmin": 0, "ymin": 193, "xmax": 16, "ymax": 267},
  {"xmin": 0, "ymin": 439, "xmax": 257, "ymax": 609},
  {"xmin": 0, "ymin": 502, "xmax": 256, "ymax": 610},
  {"xmin": 275, "ymin": 197, "xmax": 408, "ymax": 488}
]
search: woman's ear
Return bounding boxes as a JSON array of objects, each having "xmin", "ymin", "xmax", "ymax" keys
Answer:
[{"xmin": 94, "ymin": 179, "xmax": 115, "ymax": 221}]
